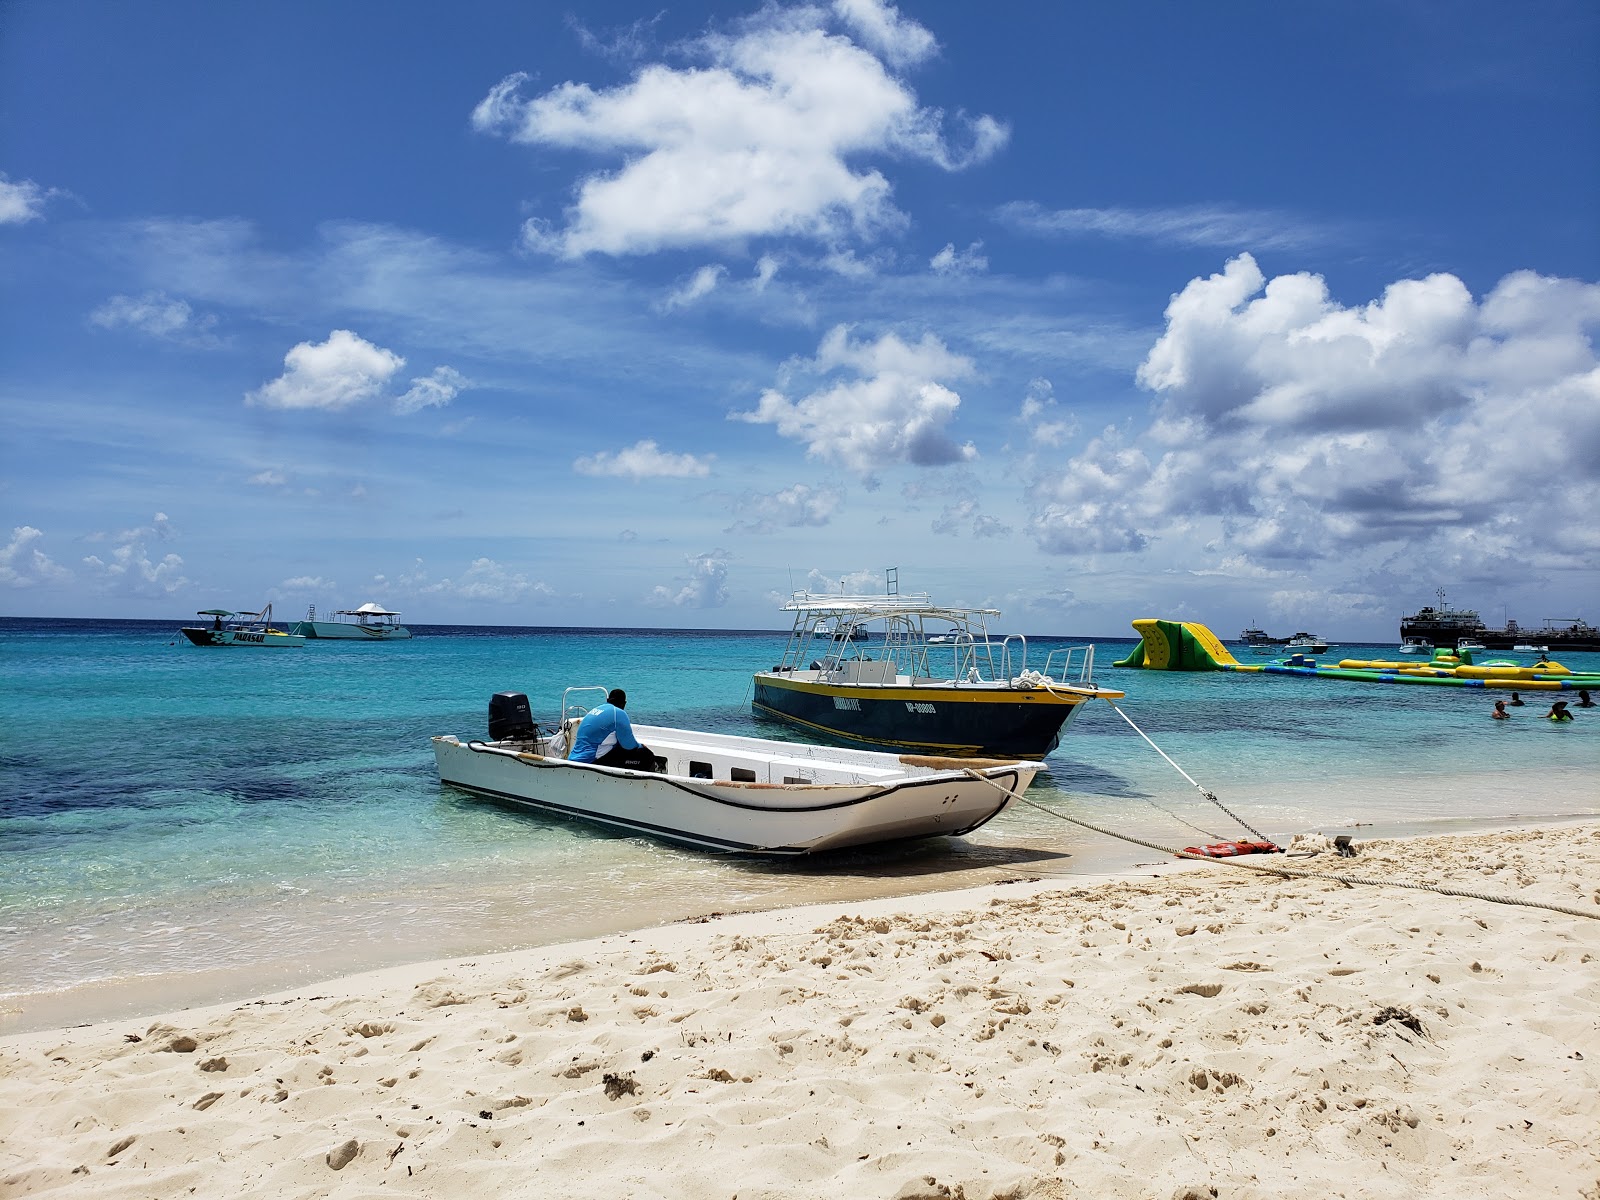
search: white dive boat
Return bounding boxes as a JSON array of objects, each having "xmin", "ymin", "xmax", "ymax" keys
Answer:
[
  {"xmin": 1284, "ymin": 632, "xmax": 1329, "ymax": 653},
  {"xmin": 752, "ymin": 584, "xmax": 1122, "ymax": 760},
  {"xmin": 433, "ymin": 688, "xmax": 1039, "ymax": 856},
  {"xmin": 1397, "ymin": 636, "xmax": 1430, "ymax": 654},
  {"xmin": 1456, "ymin": 638, "xmax": 1488, "ymax": 654},
  {"xmin": 1512, "ymin": 643, "xmax": 1550, "ymax": 653},
  {"xmin": 292, "ymin": 602, "xmax": 412, "ymax": 640},
  {"xmin": 179, "ymin": 604, "xmax": 306, "ymax": 648}
]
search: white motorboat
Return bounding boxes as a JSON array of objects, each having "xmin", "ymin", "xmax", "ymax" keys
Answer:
[
  {"xmin": 178, "ymin": 604, "xmax": 305, "ymax": 648},
  {"xmin": 433, "ymin": 688, "xmax": 1039, "ymax": 856},
  {"xmin": 1512, "ymin": 643, "xmax": 1549, "ymax": 654},
  {"xmin": 1396, "ymin": 637, "xmax": 1430, "ymax": 655},
  {"xmin": 1284, "ymin": 632, "xmax": 1329, "ymax": 653},
  {"xmin": 1456, "ymin": 638, "xmax": 1488, "ymax": 654},
  {"xmin": 292, "ymin": 602, "xmax": 412, "ymax": 640}
]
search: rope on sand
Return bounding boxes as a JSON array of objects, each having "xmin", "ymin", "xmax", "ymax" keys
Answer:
[{"xmin": 964, "ymin": 769, "xmax": 1600, "ymax": 922}]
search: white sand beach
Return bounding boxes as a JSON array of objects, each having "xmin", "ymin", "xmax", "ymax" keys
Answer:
[{"xmin": 3, "ymin": 823, "xmax": 1597, "ymax": 1200}]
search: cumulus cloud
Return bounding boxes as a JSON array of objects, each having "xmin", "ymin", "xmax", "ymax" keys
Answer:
[
  {"xmin": 277, "ymin": 575, "xmax": 336, "ymax": 592},
  {"xmin": 1, "ymin": 526, "xmax": 72, "ymax": 587},
  {"xmin": 997, "ymin": 202, "xmax": 1337, "ymax": 253},
  {"xmin": 1024, "ymin": 256, "xmax": 1600, "ymax": 573},
  {"xmin": 248, "ymin": 330, "xmax": 404, "ymax": 411},
  {"xmin": 929, "ymin": 241, "xmax": 987, "ymax": 275},
  {"xmin": 248, "ymin": 469, "xmax": 287, "ymax": 487},
  {"xmin": 648, "ymin": 549, "xmax": 731, "ymax": 608},
  {"xmin": 574, "ymin": 439, "xmax": 714, "ymax": 480},
  {"xmin": 81, "ymin": 514, "xmax": 188, "ymax": 595},
  {"xmin": 472, "ymin": 0, "xmax": 1007, "ymax": 257},
  {"xmin": 733, "ymin": 325, "xmax": 978, "ymax": 479},
  {"xmin": 395, "ymin": 366, "xmax": 468, "ymax": 415},
  {"xmin": 89, "ymin": 291, "xmax": 220, "ymax": 345},
  {"xmin": 1018, "ymin": 377, "xmax": 1076, "ymax": 448},
  {"xmin": 722, "ymin": 483, "xmax": 843, "ymax": 533},
  {"xmin": 0, "ymin": 173, "xmax": 60, "ymax": 224}
]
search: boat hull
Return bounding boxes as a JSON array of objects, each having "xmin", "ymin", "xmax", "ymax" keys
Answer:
[
  {"xmin": 180, "ymin": 627, "xmax": 305, "ymax": 647},
  {"xmin": 751, "ymin": 672, "xmax": 1086, "ymax": 760},
  {"xmin": 433, "ymin": 727, "xmax": 1037, "ymax": 855},
  {"xmin": 292, "ymin": 620, "xmax": 412, "ymax": 639}
]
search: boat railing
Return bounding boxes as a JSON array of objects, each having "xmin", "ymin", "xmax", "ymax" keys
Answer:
[
  {"xmin": 559, "ymin": 685, "xmax": 610, "ymax": 731},
  {"xmin": 1041, "ymin": 644, "xmax": 1097, "ymax": 686}
]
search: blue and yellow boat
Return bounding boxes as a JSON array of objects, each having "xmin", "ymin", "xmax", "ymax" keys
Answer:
[{"xmin": 752, "ymin": 587, "xmax": 1121, "ymax": 759}]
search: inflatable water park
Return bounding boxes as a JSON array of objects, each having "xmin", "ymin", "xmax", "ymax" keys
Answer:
[{"xmin": 1113, "ymin": 619, "xmax": 1600, "ymax": 692}]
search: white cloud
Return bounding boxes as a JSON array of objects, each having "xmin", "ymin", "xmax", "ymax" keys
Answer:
[
  {"xmin": 80, "ymin": 514, "xmax": 188, "ymax": 596},
  {"xmin": 723, "ymin": 483, "xmax": 843, "ymax": 533},
  {"xmin": 1017, "ymin": 377, "xmax": 1076, "ymax": 448},
  {"xmin": 574, "ymin": 439, "xmax": 714, "ymax": 480},
  {"xmin": 648, "ymin": 549, "xmax": 731, "ymax": 608},
  {"xmin": 661, "ymin": 264, "xmax": 728, "ymax": 311},
  {"xmin": 753, "ymin": 255, "xmax": 781, "ymax": 291},
  {"xmin": 472, "ymin": 3, "xmax": 1007, "ymax": 257},
  {"xmin": 832, "ymin": 0, "xmax": 938, "ymax": 68},
  {"xmin": 929, "ymin": 241, "xmax": 987, "ymax": 275},
  {"xmin": 997, "ymin": 202, "xmax": 1338, "ymax": 253},
  {"xmin": 247, "ymin": 329, "xmax": 404, "ymax": 411},
  {"xmin": 278, "ymin": 576, "xmax": 335, "ymax": 592},
  {"xmin": 733, "ymin": 325, "xmax": 978, "ymax": 478},
  {"xmin": 395, "ymin": 365, "xmax": 467, "ymax": 415},
  {"xmin": 89, "ymin": 291, "xmax": 219, "ymax": 345},
  {"xmin": 409, "ymin": 557, "xmax": 559, "ymax": 604},
  {"xmin": 0, "ymin": 173, "xmax": 57, "ymax": 224},
  {"xmin": 1, "ymin": 526, "xmax": 72, "ymax": 587},
  {"xmin": 248, "ymin": 469, "xmax": 287, "ymax": 487},
  {"xmin": 1024, "ymin": 257, "xmax": 1600, "ymax": 573}
]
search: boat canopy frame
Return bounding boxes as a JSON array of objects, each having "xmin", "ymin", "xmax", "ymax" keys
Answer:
[{"xmin": 770, "ymin": 592, "xmax": 1097, "ymax": 690}]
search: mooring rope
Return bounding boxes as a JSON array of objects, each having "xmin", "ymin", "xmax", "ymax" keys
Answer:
[
  {"xmin": 964, "ymin": 769, "xmax": 1600, "ymax": 922},
  {"xmin": 1033, "ymin": 679, "xmax": 1268, "ymax": 842}
]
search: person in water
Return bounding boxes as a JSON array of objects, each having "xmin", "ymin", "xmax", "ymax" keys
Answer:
[
  {"xmin": 1491, "ymin": 700, "xmax": 1510, "ymax": 720},
  {"xmin": 570, "ymin": 688, "xmax": 657, "ymax": 769},
  {"xmin": 1534, "ymin": 655, "xmax": 1551, "ymax": 668},
  {"xmin": 1578, "ymin": 689, "xmax": 1596, "ymax": 708},
  {"xmin": 1544, "ymin": 700, "xmax": 1573, "ymax": 721},
  {"xmin": 1508, "ymin": 692, "xmax": 1525, "ymax": 706}
]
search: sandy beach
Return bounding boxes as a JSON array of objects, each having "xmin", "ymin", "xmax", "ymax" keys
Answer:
[{"xmin": 3, "ymin": 823, "xmax": 1597, "ymax": 1199}]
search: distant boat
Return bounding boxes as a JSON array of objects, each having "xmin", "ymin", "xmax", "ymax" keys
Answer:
[
  {"xmin": 1512, "ymin": 643, "xmax": 1549, "ymax": 653},
  {"xmin": 1456, "ymin": 638, "xmax": 1488, "ymax": 654},
  {"xmin": 1397, "ymin": 636, "xmax": 1430, "ymax": 655},
  {"xmin": 292, "ymin": 603, "xmax": 412, "ymax": 640},
  {"xmin": 1239, "ymin": 626, "xmax": 1287, "ymax": 646},
  {"xmin": 1285, "ymin": 632, "xmax": 1329, "ymax": 654},
  {"xmin": 179, "ymin": 604, "xmax": 305, "ymax": 648}
]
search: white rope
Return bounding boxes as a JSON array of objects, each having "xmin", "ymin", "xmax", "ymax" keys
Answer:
[{"xmin": 965, "ymin": 769, "xmax": 1600, "ymax": 922}]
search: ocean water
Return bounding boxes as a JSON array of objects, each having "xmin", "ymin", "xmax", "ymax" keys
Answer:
[{"xmin": 2, "ymin": 617, "xmax": 1595, "ymax": 1033}]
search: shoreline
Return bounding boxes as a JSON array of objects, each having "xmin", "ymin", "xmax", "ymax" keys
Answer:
[
  {"xmin": 3, "ymin": 823, "xmax": 1597, "ymax": 1198},
  {"xmin": 4, "ymin": 796, "xmax": 1596, "ymax": 1040}
]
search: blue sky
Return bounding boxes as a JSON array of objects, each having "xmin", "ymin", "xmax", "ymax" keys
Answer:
[{"xmin": 2, "ymin": 0, "xmax": 1597, "ymax": 637}]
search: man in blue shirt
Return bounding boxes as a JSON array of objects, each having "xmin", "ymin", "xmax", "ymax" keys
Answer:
[{"xmin": 570, "ymin": 689, "xmax": 656, "ymax": 769}]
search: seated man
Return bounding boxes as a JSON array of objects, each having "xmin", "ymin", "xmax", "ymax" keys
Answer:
[{"xmin": 569, "ymin": 689, "xmax": 656, "ymax": 769}]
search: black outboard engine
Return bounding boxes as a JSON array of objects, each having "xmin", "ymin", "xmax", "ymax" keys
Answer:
[{"xmin": 488, "ymin": 691, "xmax": 537, "ymax": 742}]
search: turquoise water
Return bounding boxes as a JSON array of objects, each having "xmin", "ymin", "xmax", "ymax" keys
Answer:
[{"xmin": 2, "ymin": 617, "xmax": 1595, "ymax": 1031}]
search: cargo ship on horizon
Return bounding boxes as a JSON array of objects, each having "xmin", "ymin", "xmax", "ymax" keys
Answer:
[{"xmin": 1400, "ymin": 590, "xmax": 1599, "ymax": 653}]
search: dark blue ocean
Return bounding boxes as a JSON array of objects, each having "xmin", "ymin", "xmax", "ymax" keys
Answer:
[{"xmin": 2, "ymin": 616, "xmax": 1595, "ymax": 1032}]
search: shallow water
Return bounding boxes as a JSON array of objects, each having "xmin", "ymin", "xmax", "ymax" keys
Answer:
[{"xmin": 2, "ymin": 617, "xmax": 1594, "ymax": 1032}]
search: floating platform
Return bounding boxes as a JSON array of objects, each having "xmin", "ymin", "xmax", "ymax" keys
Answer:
[{"xmin": 1113, "ymin": 619, "xmax": 1600, "ymax": 691}]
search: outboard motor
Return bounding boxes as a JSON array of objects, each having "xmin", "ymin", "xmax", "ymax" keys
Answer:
[{"xmin": 488, "ymin": 691, "xmax": 537, "ymax": 741}]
